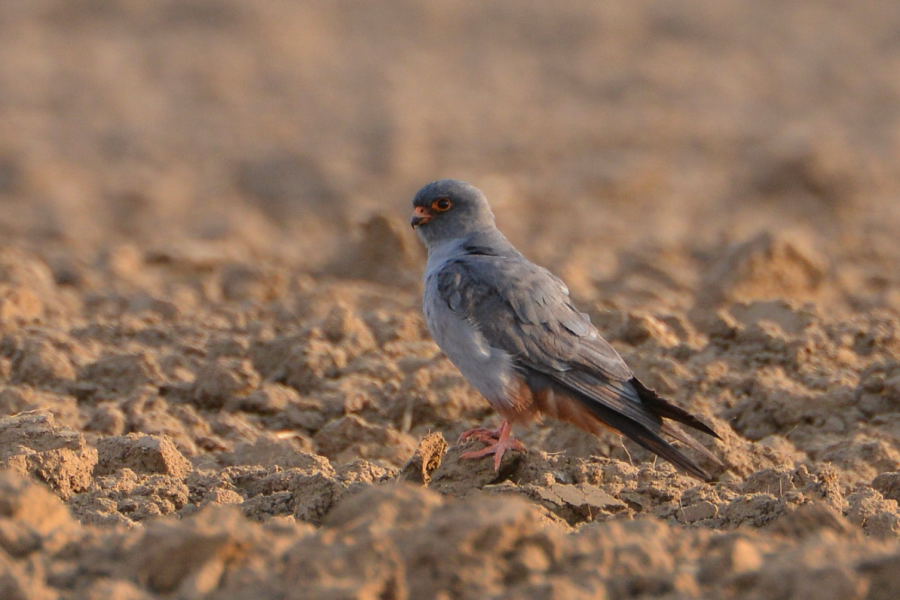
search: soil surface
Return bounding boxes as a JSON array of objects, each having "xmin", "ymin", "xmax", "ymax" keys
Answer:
[{"xmin": 1, "ymin": 1, "xmax": 898, "ymax": 599}]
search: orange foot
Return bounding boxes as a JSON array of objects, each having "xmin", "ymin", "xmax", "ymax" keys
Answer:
[
  {"xmin": 457, "ymin": 425, "xmax": 503, "ymax": 444},
  {"xmin": 459, "ymin": 420, "xmax": 526, "ymax": 471}
]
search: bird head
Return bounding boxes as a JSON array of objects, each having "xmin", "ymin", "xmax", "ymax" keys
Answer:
[{"xmin": 410, "ymin": 179, "xmax": 496, "ymax": 248}]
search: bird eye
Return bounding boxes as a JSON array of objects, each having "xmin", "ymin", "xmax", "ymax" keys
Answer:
[{"xmin": 432, "ymin": 198, "xmax": 453, "ymax": 212}]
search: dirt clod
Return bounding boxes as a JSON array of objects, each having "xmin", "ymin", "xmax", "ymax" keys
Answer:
[
  {"xmin": 0, "ymin": 413, "xmax": 98, "ymax": 499},
  {"xmin": 94, "ymin": 434, "xmax": 192, "ymax": 479}
]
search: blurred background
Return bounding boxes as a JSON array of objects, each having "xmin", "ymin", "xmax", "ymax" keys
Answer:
[{"xmin": 1, "ymin": 0, "xmax": 898, "ymax": 313}]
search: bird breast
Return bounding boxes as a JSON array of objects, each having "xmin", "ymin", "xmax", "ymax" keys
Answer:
[{"xmin": 424, "ymin": 283, "xmax": 522, "ymax": 413}]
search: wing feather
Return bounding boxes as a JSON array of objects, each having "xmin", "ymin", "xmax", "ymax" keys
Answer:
[{"xmin": 434, "ymin": 256, "xmax": 633, "ymax": 380}]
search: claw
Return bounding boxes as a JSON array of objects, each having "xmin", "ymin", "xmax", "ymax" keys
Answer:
[
  {"xmin": 457, "ymin": 426, "xmax": 502, "ymax": 444},
  {"xmin": 458, "ymin": 420, "xmax": 525, "ymax": 471}
]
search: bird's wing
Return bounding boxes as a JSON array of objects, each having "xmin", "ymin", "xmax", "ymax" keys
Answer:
[
  {"xmin": 433, "ymin": 255, "xmax": 654, "ymax": 418},
  {"xmin": 434, "ymin": 255, "xmax": 623, "ymax": 370}
]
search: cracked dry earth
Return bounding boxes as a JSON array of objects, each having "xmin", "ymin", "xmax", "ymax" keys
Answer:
[{"xmin": 1, "ymin": 1, "xmax": 900, "ymax": 599}]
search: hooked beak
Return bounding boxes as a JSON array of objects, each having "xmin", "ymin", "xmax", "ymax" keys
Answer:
[{"xmin": 410, "ymin": 205, "xmax": 432, "ymax": 228}]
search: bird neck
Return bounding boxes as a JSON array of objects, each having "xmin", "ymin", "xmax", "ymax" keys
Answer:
[
  {"xmin": 456, "ymin": 228, "xmax": 520, "ymax": 258},
  {"xmin": 424, "ymin": 228, "xmax": 519, "ymax": 270}
]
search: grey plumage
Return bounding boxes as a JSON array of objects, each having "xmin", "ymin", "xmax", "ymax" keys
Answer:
[{"xmin": 412, "ymin": 179, "xmax": 721, "ymax": 480}]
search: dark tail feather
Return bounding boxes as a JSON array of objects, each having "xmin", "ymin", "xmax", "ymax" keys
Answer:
[
  {"xmin": 574, "ymin": 392, "xmax": 713, "ymax": 482},
  {"xmin": 631, "ymin": 378, "xmax": 721, "ymax": 440},
  {"xmin": 660, "ymin": 422, "xmax": 723, "ymax": 467}
]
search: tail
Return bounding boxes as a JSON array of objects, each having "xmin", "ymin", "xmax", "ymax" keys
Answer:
[
  {"xmin": 631, "ymin": 378, "xmax": 722, "ymax": 440},
  {"xmin": 576, "ymin": 395, "xmax": 715, "ymax": 482},
  {"xmin": 523, "ymin": 368, "xmax": 722, "ymax": 482}
]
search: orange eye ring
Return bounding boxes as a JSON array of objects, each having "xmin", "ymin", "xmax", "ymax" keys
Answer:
[{"xmin": 431, "ymin": 198, "xmax": 453, "ymax": 212}]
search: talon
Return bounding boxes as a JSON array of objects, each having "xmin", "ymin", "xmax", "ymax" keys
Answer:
[
  {"xmin": 457, "ymin": 426, "xmax": 501, "ymax": 444},
  {"xmin": 458, "ymin": 420, "xmax": 525, "ymax": 471}
]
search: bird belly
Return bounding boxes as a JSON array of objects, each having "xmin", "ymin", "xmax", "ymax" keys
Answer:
[{"xmin": 424, "ymin": 294, "xmax": 533, "ymax": 419}]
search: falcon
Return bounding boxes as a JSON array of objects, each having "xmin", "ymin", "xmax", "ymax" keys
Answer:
[{"xmin": 410, "ymin": 179, "xmax": 722, "ymax": 481}]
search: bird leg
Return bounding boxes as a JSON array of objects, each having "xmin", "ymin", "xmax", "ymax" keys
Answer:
[
  {"xmin": 457, "ymin": 425, "xmax": 503, "ymax": 444},
  {"xmin": 459, "ymin": 420, "xmax": 525, "ymax": 471}
]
